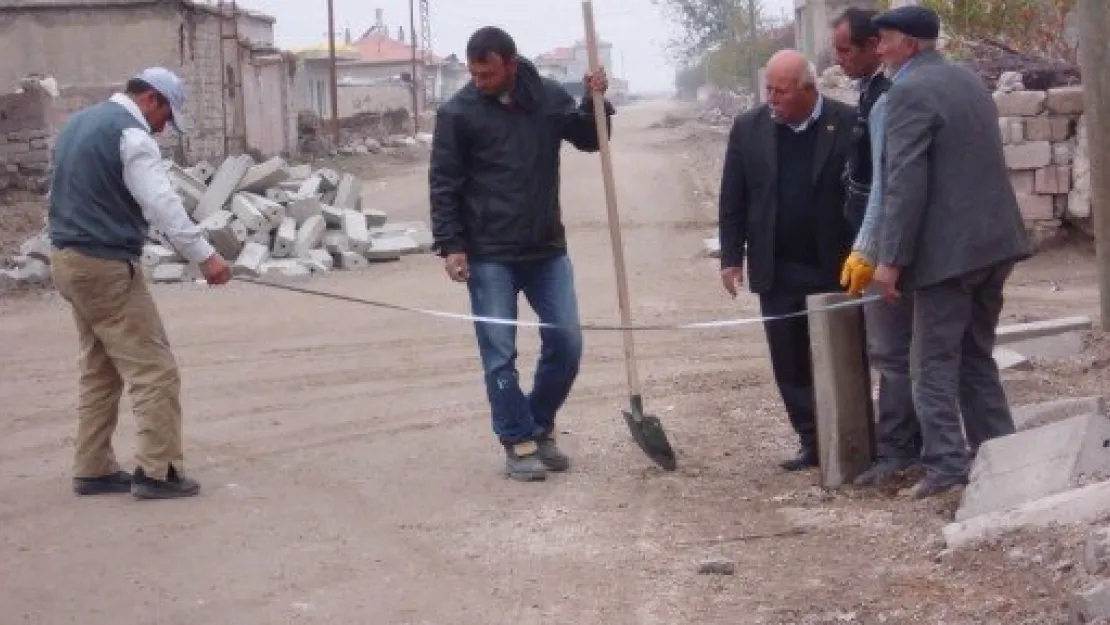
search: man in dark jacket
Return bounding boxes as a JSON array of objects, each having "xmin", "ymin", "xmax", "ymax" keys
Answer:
[
  {"xmin": 429, "ymin": 26, "xmax": 614, "ymax": 482},
  {"xmin": 831, "ymin": 7, "xmax": 922, "ymax": 487},
  {"xmin": 718, "ymin": 49, "xmax": 858, "ymax": 471}
]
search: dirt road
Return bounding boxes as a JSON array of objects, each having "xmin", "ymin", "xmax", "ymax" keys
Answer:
[{"xmin": 0, "ymin": 100, "xmax": 1102, "ymax": 624}]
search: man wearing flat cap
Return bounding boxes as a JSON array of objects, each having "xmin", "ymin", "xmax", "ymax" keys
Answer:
[{"xmin": 868, "ymin": 5, "xmax": 1032, "ymax": 497}]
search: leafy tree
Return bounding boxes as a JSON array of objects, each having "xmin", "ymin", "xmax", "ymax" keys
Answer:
[
  {"xmin": 654, "ymin": 0, "xmax": 789, "ymax": 88},
  {"xmin": 875, "ymin": 0, "xmax": 1078, "ymax": 63}
]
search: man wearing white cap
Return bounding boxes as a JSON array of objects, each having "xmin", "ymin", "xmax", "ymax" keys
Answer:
[{"xmin": 48, "ymin": 67, "xmax": 231, "ymax": 500}]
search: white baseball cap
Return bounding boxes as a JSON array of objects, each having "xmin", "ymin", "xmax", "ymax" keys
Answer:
[{"xmin": 132, "ymin": 67, "xmax": 190, "ymax": 133}]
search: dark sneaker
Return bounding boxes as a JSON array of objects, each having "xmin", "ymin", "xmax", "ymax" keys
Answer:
[
  {"xmin": 73, "ymin": 470, "xmax": 133, "ymax": 496},
  {"xmin": 131, "ymin": 465, "xmax": 200, "ymax": 500},
  {"xmin": 779, "ymin": 448, "xmax": 819, "ymax": 472},
  {"xmin": 536, "ymin": 437, "xmax": 570, "ymax": 472},
  {"xmin": 853, "ymin": 458, "xmax": 919, "ymax": 487},
  {"xmin": 901, "ymin": 474, "xmax": 967, "ymax": 499},
  {"xmin": 505, "ymin": 441, "xmax": 547, "ymax": 482}
]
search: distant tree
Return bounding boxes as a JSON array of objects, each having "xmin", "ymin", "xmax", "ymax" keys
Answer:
[{"xmin": 653, "ymin": 0, "xmax": 789, "ymax": 88}]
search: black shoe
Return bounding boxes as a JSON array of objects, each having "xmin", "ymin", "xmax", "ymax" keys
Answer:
[
  {"xmin": 131, "ymin": 465, "xmax": 200, "ymax": 500},
  {"xmin": 73, "ymin": 470, "xmax": 133, "ymax": 496},
  {"xmin": 901, "ymin": 474, "xmax": 968, "ymax": 499},
  {"xmin": 779, "ymin": 449, "xmax": 819, "ymax": 472}
]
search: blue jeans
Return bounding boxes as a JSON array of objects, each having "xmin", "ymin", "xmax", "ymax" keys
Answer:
[{"xmin": 466, "ymin": 254, "xmax": 584, "ymax": 446}]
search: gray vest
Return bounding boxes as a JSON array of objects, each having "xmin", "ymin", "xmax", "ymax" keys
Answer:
[{"xmin": 49, "ymin": 100, "xmax": 148, "ymax": 261}]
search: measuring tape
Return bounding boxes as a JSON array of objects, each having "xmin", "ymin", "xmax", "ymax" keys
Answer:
[{"xmin": 237, "ymin": 277, "xmax": 880, "ymax": 332}]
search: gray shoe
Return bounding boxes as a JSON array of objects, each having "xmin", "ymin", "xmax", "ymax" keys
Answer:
[
  {"xmin": 901, "ymin": 474, "xmax": 967, "ymax": 499},
  {"xmin": 505, "ymin": 441, "xmax": 547, "ymax": 482},
  {"xmin": 853, "ymin": 458, "xmax": 918, "ymax": 487},
  {"xmin": 536, "ymin": 438, "xmax": 570, "ymax": 472}
]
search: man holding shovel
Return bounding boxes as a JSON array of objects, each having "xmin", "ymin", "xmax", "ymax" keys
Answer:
[{"xmin": 429, "ymin": 26, "xmax": 614, "ymax": 481}]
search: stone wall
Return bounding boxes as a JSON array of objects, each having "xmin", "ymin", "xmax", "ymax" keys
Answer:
[
  {"xmin": 994, "ymin": 83, "xmax": 1089, "ymax": 236},
  {"xmin": 0, "ymin": 84, "xmax": 54, "ymax": 193}
]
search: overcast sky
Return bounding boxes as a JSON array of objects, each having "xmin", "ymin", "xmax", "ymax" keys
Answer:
[{"xmin": 232, "ymin": 0, "xmax": 796, "ymax": 92}]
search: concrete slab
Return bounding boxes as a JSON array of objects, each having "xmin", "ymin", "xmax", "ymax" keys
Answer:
[
  {"xmin": 703, "ymin": 237, "xmax": 721, "ymax": 258},
  {"xmin": 364, "ymin": 234, "xmax": 416, "ymax": 261},
  {"xmin": 152, "ymin": 263, "xmax": 188, "ymax": 283},
  {"xmin": 236, "ymin": 157, "xmax": 289, "ymax": 194},
  {"xmin": 285, "ymin": 163, "xmax": 312, "ymax": 179},
  {"xmin": 247, "ymin": 230, "xmax": 272, "ymax": 247},
  {"xmin": 370, "ymin": 221, "xmax": 433, "ymax": 252},
  {"xmin": 232, "ymin": 241, "xmax": 270, "ymax": 278},
  {"xmin": 294, "ymin": 215, "xmax": 326, "ymax": 257},
  {"xmin": 323, "ymin": 231, "xmax": 350, "ymax": 255},
  {"xmin": 200, "ymin": 210, "xmax": 246, "ymax": 260},
  {"xmin": 955, "ymin": 413, "xmax": 1110, "ymax": 522},
  {"xmin": 195, "ymin": 155, "xmax": 252, "ymax": 222},
  {"xmin": 1013, "ymin": 396, "xmax": 1106, "ymax": 431},
  {"xmin": 187, "ymin": 160, "xmax": 216, "ymax": 183},
  {"xmin": 265, "ymin": 187, "xmax": 292, "ymax": 204},
  {"xmin": 337, "ymin": 250, "xmax": 369, "ymax": 270},
  {"xmin": 261, "ymin": 259, "xmax": 312, "ymax": 282},
  {"xmin": 297, "ymin": 174, "xmax": 325, "ymax": 197},
  {"xmin": 298, "ymin": 249, "xmax": 334, "ymax": 273},
  {"xmin": 169, "ymin": 169, "xmax": 207, "ymax": 216},
  {"xmin": 363, "ymin": 209, "xmax": 388, "ymax": 228},
  {"xmin": 273, "ymin": 217, "xmax": 296, "ymax": 258},
  {"xmin": 993, "ymin": 346, "xmax": 1032, "ymax": 371},
  {"xmin": 343, "ymin": 208, "xmax": 371, "ymax": 254},
  {"xmin": 1071, "ymin": 580, "xmax": 1110, "ymax": 624},
  {"xmin": 288, "ymin": 196, "xmax": 323, "ymax": 226},
  {"xmin": 321, "ymin": 205, "xmax": 345, "ymax": 228},
  {"xmin": 243, "ymin": 193, "xmax": 286, "ymax": 230},
  {"xmin": 333, "ymin": 173, "xmax": 362, "ymax": 210},
  {"xmin": 1083, "ymin": 527, "xmax": 1110, "ymax": 576},
  {"xmin": 1007, "ymin": 331, "xmax": 1085, "ymax": 361},
  {"xmin": 996, "ymin": 316, "xmax": 1092, "ymax": 345},
  {"xmin": 230, "ymin": 193, "xmax": 267, "ymax": 232},
  {"xmin": 944, "ymin": 479, "xmax": 1110, "ymax": 549},
  {"xmin": 18, "ymin": 231, "xmax": 50, "ymax": 263},
  {"xmin": 141, "ymin": 244, "xmax": 181, "ymax": 267}
]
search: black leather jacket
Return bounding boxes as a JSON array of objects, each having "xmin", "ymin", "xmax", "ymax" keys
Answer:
[
  {"xmin": 843, "ymin": 71, "xmax": 892, "ymax": 230},
  {"xmin": 429, "ymin": 57, "xmax": 615, "ymax": 262}
]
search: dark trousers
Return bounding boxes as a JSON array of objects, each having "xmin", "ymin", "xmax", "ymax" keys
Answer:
[
  {"xmin": 465, "ymin": 254, "xmax": 584, "ymax": 447},
  {"xmin": 757, "ymin": 260, "xmax": 838, "ymax": 453},
  {"xmin": 863, "ymin": 286, "xmax": 922, "ymax": 461},
  {"xmin": 913, "ymin": 261, "xmax": 1017, "ymax": 480}
]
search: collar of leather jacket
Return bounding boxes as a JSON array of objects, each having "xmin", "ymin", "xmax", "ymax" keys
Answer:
[{"xmin": 483, "ymin": 55, "xmax": 544, "ymax": 113}]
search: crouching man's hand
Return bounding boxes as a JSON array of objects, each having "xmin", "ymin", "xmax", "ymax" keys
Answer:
[{"xmin": 199, "ymin": 253, "xmax": 231, "ymax": 286}]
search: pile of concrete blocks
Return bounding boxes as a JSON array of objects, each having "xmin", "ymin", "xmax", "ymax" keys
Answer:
[
  {"xmin": 993, "ymin": 74, "xmax": 1088, "ymax": 238},
  {"xmin": 148, "ymin": 154, "xmax": 432, "ymax": 283},
  {"xmin": 0, "ymin": 229, "xmax": 52, "ymax": 289},
  {"xmin": 940, "ymin": 317, "xmax": 1110, "ymax": 556}
]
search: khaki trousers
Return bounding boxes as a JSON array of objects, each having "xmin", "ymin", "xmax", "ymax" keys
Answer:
[{"xmin": 50, "ymin": 247, "xmax": 184, "ymax": 481}]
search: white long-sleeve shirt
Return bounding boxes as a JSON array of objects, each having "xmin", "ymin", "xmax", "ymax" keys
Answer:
[{"xmin": 108, "ymin": 93, "xmax": 216, "ymax": 265}]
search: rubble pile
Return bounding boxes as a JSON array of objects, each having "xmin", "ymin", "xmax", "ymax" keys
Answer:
[
  {"xmin": 1, "ymin": 155, "xmax": 433, "ymax": 289},
  {"xmin": 696, "ymin": 89, "xmax": 756, "ymax": 126}
]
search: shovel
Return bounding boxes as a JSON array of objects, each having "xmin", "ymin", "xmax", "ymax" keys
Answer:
[{"xmin": 580, "ymin": 0, "xmax": 677, "ymax": 472}]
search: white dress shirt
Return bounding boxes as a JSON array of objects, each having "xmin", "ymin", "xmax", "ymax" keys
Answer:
[{"xmin": 108, "ymin": 93, "xmax": 215, "ymax": 265}]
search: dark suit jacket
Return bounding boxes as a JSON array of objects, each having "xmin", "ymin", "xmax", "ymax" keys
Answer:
[
  {"xmin": 879, "ymin": 51, "xmax": 1032, "ymax": 288},
  {"xmin": 718, "ymin": 98, "xmax": 859, "ymax": 295}
]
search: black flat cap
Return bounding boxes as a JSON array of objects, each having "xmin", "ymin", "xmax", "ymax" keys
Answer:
[{"xmin": 873, "ymin": 5, "xmax": 941, "ymax": 40}]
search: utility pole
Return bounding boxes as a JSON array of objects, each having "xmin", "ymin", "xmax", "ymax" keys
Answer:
[
  {"xmin": 1079, "ymin": 0, "xmax": 1110, "ymax": 330},
  {"xmin": 409, "ymin": 0, "xmax": 420, "ymax": 134},
  {"xmin": 326, "ymin": 0, "xmax": 339, "ymax": 148}
]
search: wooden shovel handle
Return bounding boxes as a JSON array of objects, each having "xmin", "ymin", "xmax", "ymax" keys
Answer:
[{"xmin": 581, "ymin": 0, "xmax": 641, "ymax": 396}]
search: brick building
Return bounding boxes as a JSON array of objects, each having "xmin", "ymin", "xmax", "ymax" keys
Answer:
[{"xmin": 0, "ymin": 0, "xmax": 298, "ymax": 168}]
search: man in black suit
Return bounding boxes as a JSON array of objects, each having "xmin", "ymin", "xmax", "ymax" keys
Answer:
[{"xmin": 718, "ymin": 49, "xmax": 859, "ymax": 471}]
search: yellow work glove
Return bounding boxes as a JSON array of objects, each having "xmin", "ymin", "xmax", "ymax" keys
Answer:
[{"xmin": 839, "ymin": 251, "xmax": 875, "ymax": 298}]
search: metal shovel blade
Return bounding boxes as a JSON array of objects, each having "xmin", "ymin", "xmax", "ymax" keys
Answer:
[{"xmin": 623, "ymin": 395, "xmax": 677, "ymax": 471}]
